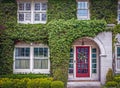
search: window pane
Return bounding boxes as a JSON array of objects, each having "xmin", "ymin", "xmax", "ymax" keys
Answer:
[
  {"xmin": 35, "ymin": 13, "xmax": 40, "ymax": 21},
  {"xmin": 92, "ymin": 69, "xmax": 96, "ymax": 73},
  {"xmin": 41, "ymin": 3, "xmax": 47, "ymax": 10},
  {"xmin": 34, "ymin": 48, "xmax": 38, "ymax": 57},
  {"xmin": 117, "ymin": 47, "xmax": 120, "ymax": 57},
  {"xmin": 92, "ymin": 59, "xmax": 96, "ymax": 63},
  {"xmin": 92, "ymin": 54, "xmax": 96, "ymax": 58},
  {"xmin": 25, "ymin": 48, "xmax": 30, "ymax": 56},
  {"xmin": 19, "ymin": 3, "xmax": 24, "ymax": 10},
  {"xmin": 42, "ymin": 13, "xmax": 46, "ymax": 21},
  {"xmin": 15, "ymin": 48, "xmax": 30, "ymax": 57},
  {"xmin": 92, "ymin": 48, "xmax": 96, "ymax": 53},
  {"xmin": 117, "ymin": 60, "xmax": 120, "ymax": 69},
  {"xmin": 19, "ymin": 13, "xmax": 24, "ymax": 21},
  {"xmin": 78, "ymin": 9, "xmax": 88, "ymax": 16},
  {"xmin": 34, "ymin": 59, "xmax": 48, "ymax": 69},
  {"xmin": 69, "ymin": 64, "xmax": 73, "ymax": 68},
  {"xmin": 69, "ymin": 59, "xmax": 73, "ymax": 63},
  {"xmin": 34, "ymin": 59, "xmax": 41, "ymax": 69},
  {"xmin": 41, "ymin": 59, "xmax": 48, "ymax": 69},
  {"xmin": 39, "ymin": 48, "xmax": 43, "ymax": 56},
  {"xmin": 119, "ymin": 13, "xmax": 120, "ymax": 21},
  {"xmin": 25, "ymin": 13, "xmax": 31, "ymax": 21},
  {"xmin": 44, "ymin": 48, "xmax": 48, "ymax": 57},
  {"xmin": 118, "ymin": 4, "xmax": 120, "ymax": 10},
  {"xmin": 35, "ymin": 3, "xmax": 40, "ymax": 10},
  {"xmin": 78, "ymin": 2, "xmax": 88, "ymax": 9},
  {"xmin": 92, "ymin": 64, "xmax": 96, "ymax": 68},
  {"xmin": 69, "ymin": 69, "xmax": 73, "ymax": 73},
  {"xmin": 15, "ymin": 59, "xmax": 30, "ymax": 69},
  {"xmin": 26, "ymin": 3, "xmax": 31, "ymax": 10}
]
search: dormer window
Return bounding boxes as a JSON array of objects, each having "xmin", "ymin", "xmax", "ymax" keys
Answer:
[
  {"xmin": 17, "ymin": 1, "xmax": 47, "ymax": 24},
  {"xmin": 77, "ymin": 1, "xmax": 90, "ymax": 20}
]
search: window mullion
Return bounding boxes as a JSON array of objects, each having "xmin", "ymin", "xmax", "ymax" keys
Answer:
[
  {"xmin": 31, "ymin": 1, "xmax": 34, "ymax": 24},
  {"xmin": 30, "ymin": 46, "xmax": 33, "ymax": 72}
]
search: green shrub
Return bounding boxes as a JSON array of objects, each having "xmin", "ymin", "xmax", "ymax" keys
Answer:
[
  {"xmin": 0, "ymin": 78, "xmax": 54, "ymax": 88},
  {"xmin": 106, "ymin": 81, "xmax": 117, "ymax": 87},
  {"xmin": 0, "ymin": 74, "xmax": 49, "ymax": 79},
  {"xmin": 114, "ymin": 77, "xmax": 120, "ymax": 83},
  {"xmin": 40, "ymin": 79, "xmax": 52, "ymax": 88},
  {"xmin": 27, "ymin": 78, "xmax": 41, "ymax": 88},
  {"xmin": 51, "ymin": 81, "xmax": 64, "ymax": 88},
  {"xmin": 106, "ymin": 68, "xmax": 113, "ymax": 82}
]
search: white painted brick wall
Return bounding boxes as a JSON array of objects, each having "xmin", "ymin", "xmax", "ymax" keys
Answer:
[{"xmin": 95, "ymin": 32, "xmax": 112, "ymax": 84}]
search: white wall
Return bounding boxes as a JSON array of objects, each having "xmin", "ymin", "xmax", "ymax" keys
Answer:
[{"xmin": 94, "ymin": 32, "xmax": 112, "ymax": 84}]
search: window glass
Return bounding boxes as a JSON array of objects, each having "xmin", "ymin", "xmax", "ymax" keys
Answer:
[
  {"xmin": 15, "ymin": 48, "xmax": 30, "ymax": 57},
  {"xmin": 25, "ymin": 13, "xmax": 31, "ymax": 21},
  {"xmin": 44, "ymin": 48, "xmax": 48, "ymax": 57},
  {"xmin": 15, "ymin": 47, "xmax": 30, "ymax": 69},
  {"xmin": 26, "ymin": 3, "xmax": 31, "ymax": 10},
  {"xmin": 15, "ymin": 59, "xmax": 30, "ymax": 69},
  {"xmin": 117, "ymin": 47, "xmax": 120, "ymax": 57},
  {"xmin": 42, "ymin": 3, "xmax": 47, "ymax": 10},
  {"xmin": 78, "ymin": 2, "xmax": 88, "ymax": 9},
  {"xmin": 34, "ymin": 47, "xmax": 48, "ymax": 69},
  {"xmin": 35, "ymin": 13, "xmax": 40, "ymax": 21},
  {"xmin": 77, "ymin": 1, "xmax": 89, "ymax": 20},
  {"xmin": 35, "ymin": 3, "xmax": 40, "ymax": 10},
  {"xmin": 69, "ymin": 48, "xmax": 74, "ymax": 74},
  {"xmin": 42, "ymin": 13, "xmax": 46, "ymax": 21},
  {"xmin": 92, "ymin": 48, "xmax": 97, "ymax": 73},
  {"xmin": 118, "ymin": 4, "xmax": 120, "ymax": 10},
  {"xmin": 18, "ymin": 2, "xmax": 47, "ymax": 23},
  {"xmin": 19, "ymin": 13, "xmax": 24, "ymax": 21},
  {"xmin": 78, "ymin": 9, "xmax": 88, "ymax": 16},
  {"xmin": 19, "ymin": 3, "xmax": 24, "ymax": 10}
]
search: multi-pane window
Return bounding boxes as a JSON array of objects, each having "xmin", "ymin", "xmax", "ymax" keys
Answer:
[
  {"xmin": 77, "ymin": 1, "xmax": 89, "ymax": 20},
  {"xmin": 34, "ymin": 48, "xmax": 48, "ymax": 69},
  {"xmin": 69, "ymin": 48, "xmax": 74, "ymax": 74},
  {"xmin": 92, "ymin": 48, "xmax": 97, "ymax": 73},
  {"xmin": 116, "ymin": 47, "xmax": 120, "ymax": 69},
  {"xmin": 15, "ymin": 48, "xmax": 30, "ymax": 69},
  {"xmin": 14, "ymin": 46, "xmax": 49, "ymax": 73},
  {"xmin": 118, "ymin": 2, "xmax": 120, "ymax": 23},
  {"xmin": 18, "ymin": 1, "xmax": 47, "ymax": 24}
]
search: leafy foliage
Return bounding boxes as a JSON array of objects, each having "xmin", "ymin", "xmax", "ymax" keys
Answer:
[
  {"xmin": 0, "ymin": 78, "xmax": 54, "ymax": 88},
  {"xmin": 106, "ymin": 68, "xmax": 113, "ymax": 82},
  {"xmin": 0, "ymin": 74, "xmax": 50, "ymax": 79},
  {"xmin": 0, "ymin": 0, "xmax": 117, "ymax": 86},
  {"xmin": 90, "ymin": 0, "xmax": 117, "ymax": 24},
  {"xmin": 47, "ymin": 19, "xmax": 107, "ymax": 84},
  {"xmin": 47, "ymin": 0, "xmax": 76, "ymax": 21}
]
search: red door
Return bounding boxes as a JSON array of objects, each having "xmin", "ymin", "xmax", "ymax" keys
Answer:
[{"xmin": 76, "ymin": 46, "xmax": 90, "ymax": 77}]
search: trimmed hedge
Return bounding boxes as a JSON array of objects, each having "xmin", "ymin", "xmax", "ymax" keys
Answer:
[
  {"xmin": 0, "ymin": 78, "xmax": 64, "ymax": 88},
  {"xmin": 0, "ymin": 74, "xmax": 50, "ymax": 79},
  {"xmin": 105, "ymin": 81, "xmax": 117, "ymax": 87},
  {"xmin": 51, "ymin": 81, "xmax": 64, "ymax": 88}
]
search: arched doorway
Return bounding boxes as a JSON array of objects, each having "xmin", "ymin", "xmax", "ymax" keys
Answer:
[{"xmin": 68, "ymin": 37, "xmax": 100, "ymax": 81}]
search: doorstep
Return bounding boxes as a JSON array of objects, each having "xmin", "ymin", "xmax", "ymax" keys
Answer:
[{"xmin": 67, "ymin": 80, "xmax": 101, "ymax": 88}]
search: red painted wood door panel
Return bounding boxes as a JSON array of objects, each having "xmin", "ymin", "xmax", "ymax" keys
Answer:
[{"xmin": 76, "ymin": 46, "xmax": 90, "ymax": 77}]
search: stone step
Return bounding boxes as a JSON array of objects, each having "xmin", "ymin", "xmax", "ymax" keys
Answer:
[{"xmin": 67, "ymin": 81, "xmax": 101, "ymax": 88}]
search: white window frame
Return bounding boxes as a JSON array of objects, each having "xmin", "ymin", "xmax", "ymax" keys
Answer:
[
  {"xmin": 77, "ymin": 0, "xmax": 90, "ymax": 20},
  {"xmin": 13, "ymin": 44, "xmax": 50, "ymax": 74},
  {"xmin": 118, "ymin": 2, "xmax": 120, "ymax": 24},
  {"xmin": 17, "ymin": 1, "xmax": 47, "ymax": 24}
]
